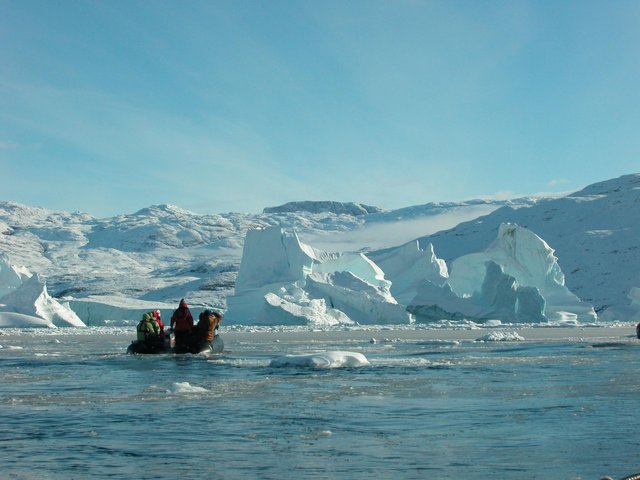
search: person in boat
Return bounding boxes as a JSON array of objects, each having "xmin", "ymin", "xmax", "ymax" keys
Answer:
[
  {"xmin": 152, "ymin": 309, "xmax": 165, "ymax": 337},
  {"xmin": 136, "ymin": 311, "xmax": 162, "ymax": 351},
  {"xmin": 191, "ymin": 310, "xmax": 222, "ymax": 353},
  {"xmin": 170, "ymin": 299, "xmax": 194, "ymax": 353}
]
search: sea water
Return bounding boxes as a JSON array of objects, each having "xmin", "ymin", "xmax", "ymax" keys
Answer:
[{"xmin": 0, "ymin": 327, "xmax": 639, "ymax": 480}]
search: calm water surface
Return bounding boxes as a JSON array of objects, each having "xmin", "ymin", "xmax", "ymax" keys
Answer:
[{"xmin": 0, "ymin": 328, "xmax": 639, "ymax": 479}]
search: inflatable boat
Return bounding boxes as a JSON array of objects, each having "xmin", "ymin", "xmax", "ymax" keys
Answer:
[{"xmin": 127, "ymin": 333, "xmax": 224, "ymax": 355}]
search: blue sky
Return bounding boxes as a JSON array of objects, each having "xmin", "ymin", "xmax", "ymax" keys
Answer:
[{"xmin": 1, "ymin": 0, "xmax": 639, "ymax": 217}]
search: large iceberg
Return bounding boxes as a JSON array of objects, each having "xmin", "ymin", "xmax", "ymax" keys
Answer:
[
  {"xmin": 0, "ymin": 254, "xmax": 85, "ymax": 328},
  {"xmin": 408, "ymin": 223, "xmax": 596, "ymax": 324},
  {"xmin": 225, "ymin": 226, "xmax": 412, "ymax": 325}
]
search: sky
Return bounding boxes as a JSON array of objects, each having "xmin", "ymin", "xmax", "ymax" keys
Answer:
[{"xmin": 1, "ymin": 0, "xmax": 639, "ymax": 218}]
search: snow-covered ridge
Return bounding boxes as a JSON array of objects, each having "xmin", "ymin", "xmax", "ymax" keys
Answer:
[{"xmin": 263, "ymin": 201, "xmax": 383, "ymax": 216}]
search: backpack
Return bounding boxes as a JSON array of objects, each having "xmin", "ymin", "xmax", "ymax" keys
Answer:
[{"xmin": 137, "ymin": 313, "xmax": 160, "ymax": 341}]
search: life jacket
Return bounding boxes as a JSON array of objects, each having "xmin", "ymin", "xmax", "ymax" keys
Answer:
[{"xmin": 137, "ymin": 313, "xmax": 160, "ymax": 341}]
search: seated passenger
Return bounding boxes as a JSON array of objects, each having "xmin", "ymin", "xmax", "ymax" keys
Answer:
[
  {"xmin": 191, "ymin": 310, "xmax": 222, "ymax": 353},
  {"xmin": 152, "ymin": 309, "xmax": 165, "ymax": 337},
  {"xmin": 136, "ymin": 312, "xmax": 162, "ymax": 350}
]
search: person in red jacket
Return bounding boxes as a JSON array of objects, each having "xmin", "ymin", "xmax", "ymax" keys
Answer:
[
  {"xmin": 152, "ymin": 310, "xmax": 165, "ymax": 337},
  {"xmin": 170, "ymin": 299, "xmax": 194, "ymax": 353}
]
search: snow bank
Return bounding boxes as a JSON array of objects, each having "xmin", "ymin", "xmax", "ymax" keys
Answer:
[{"xmin": 269, "ymin": 351, "xmax": 370, "ymax": 368}]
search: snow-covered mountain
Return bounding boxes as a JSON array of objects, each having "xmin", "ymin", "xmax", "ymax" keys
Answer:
[{"xmin": 0, "ymin": 173, "xmax": 638, "ymax": 325}]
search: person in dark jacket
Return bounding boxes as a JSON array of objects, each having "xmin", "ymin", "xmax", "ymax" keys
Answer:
[
  {"xmin": 170, "ymin": 299, "xmax": 194, "ymax": 353},
  {"xmin": 191, "ymin": 310, "xmax": 221, "ymax": 353}
]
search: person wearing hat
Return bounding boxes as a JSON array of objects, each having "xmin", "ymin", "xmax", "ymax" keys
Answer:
[
  {"xmin": 170, "ymin": 299, "xmax": 194, "ymax": 353},
  {"xmin": 152, "ymin": 309, "xmax": 165, "ymax": 337}
]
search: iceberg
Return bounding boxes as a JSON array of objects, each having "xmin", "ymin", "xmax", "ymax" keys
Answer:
[
  {"xmin": 0, "ymin": 254, "xmax": 85, "ymax": 328},
  {"xmin": 408, "ymin": 261, "xmax": 545, "ymax": 323},
  {"xmin": 0, "ymin": 312, "xmax": 53, "ymax": 328},
  {"xmin": 408, "ymin": 223, "xmax": 596, "ymax": 323},
  {"xmin": 68, "ymin": 295, "xmax": 177, "ymax": 326},
  {"xmin": 225, "ymin": 226, "xmax": 412, "ymax": 325},
  {"xmin": 0, "ymin": 273, "xmax": 85, "ymax": 327},
  {"xmin": 257, "ymin": 291, "xmax": 352, "ymax": 326},
  {"xmin": 269, "ymin": 351, "xmax": 370, "ymax": 368}
]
